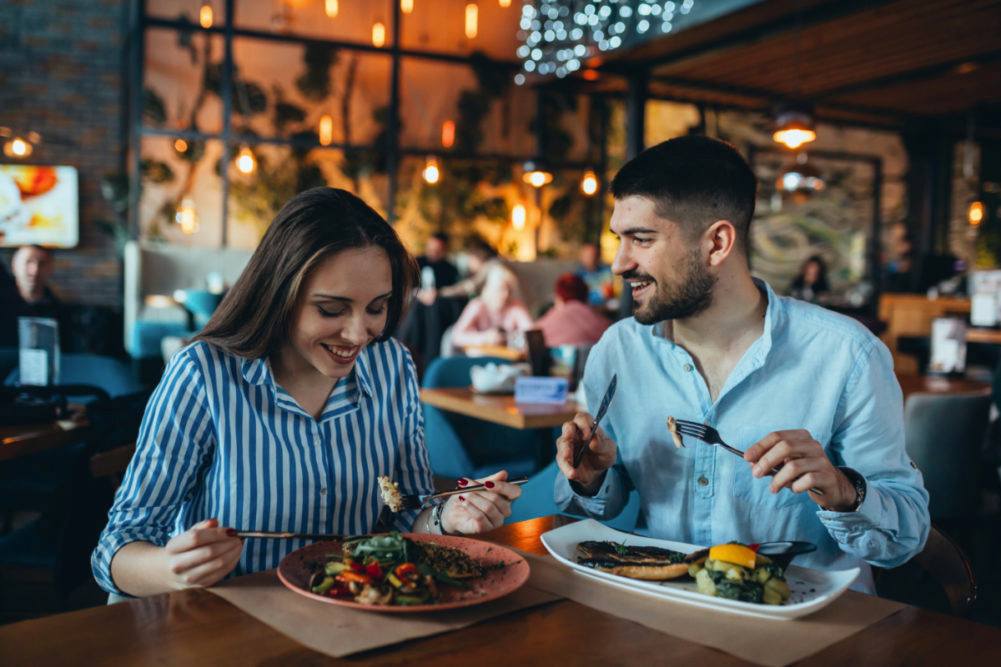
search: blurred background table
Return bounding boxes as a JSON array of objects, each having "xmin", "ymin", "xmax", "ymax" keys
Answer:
[{"xmin": 420, "ymin": 387, "xmax": 579, "ymax": 430}]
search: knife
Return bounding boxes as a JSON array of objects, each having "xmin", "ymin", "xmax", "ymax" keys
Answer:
[{"xmin": 572, "ymin": 374, "xmax": 617, "ymax": 468}]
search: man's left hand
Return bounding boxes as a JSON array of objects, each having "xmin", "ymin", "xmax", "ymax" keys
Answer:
[{"xmin": 743, "ymin": 429, "xmax": 857, "ymax": 511}]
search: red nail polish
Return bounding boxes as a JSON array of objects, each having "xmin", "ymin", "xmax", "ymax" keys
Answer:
[
  {"xmin": 484, "ymin": 481, "xmax": 495, "ymax": 489},
  {"xmin": 458, "ymin": 495, "xmax": 465, "ymax": 501},
  {"xmin": 457, "ymin": 478, "xmax": 468, "ymax": 487},
  {"xmin": 226, "ymin": 529, "xmax": 237, "ymax": 537}
]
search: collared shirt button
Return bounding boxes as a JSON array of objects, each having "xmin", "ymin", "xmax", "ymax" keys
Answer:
[
  {"xmin": 319, "ymin": 487, "xmax": 328, "ymax": 495},
  {"xmin": 683, "ymin": 363, "xmax": 693, "ymax": 372},
  {"xmin": 697, "ymin": 476, "xmax": 709, "ymax": 487}
]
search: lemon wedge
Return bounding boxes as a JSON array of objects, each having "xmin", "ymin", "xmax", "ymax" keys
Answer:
[{"xmin": 708, "ymin": 543, "xmax": 757, "ymax": 569}]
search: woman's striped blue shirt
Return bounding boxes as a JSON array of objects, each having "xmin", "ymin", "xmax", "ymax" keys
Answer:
[{"xmin": 91, "ymin": 338, "xmax": 433, "ymax": 595}]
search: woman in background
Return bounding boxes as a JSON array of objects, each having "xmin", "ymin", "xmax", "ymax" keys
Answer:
[
  {"xmin": 789, "ymin": 254, "xmax": 830, "ymax": 302},
  {"xmin": 535, "ymin": 273, "xmax": 611, "ymax": 348},
  {"xmin": 92, "ymin": 188, "xmax": 520, "ymax": 598},
  {"xmin": 450, "ymin": 264, "xmax": 533, "ymax": 350}
]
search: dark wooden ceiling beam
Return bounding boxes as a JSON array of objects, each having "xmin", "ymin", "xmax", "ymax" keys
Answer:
[
  {"xmin": 609, "ymin": 0, "xmax": 896, "ymax": 73},
  {"xmin": 815, "ymin": 48, "xmax": 1001, "ymax": 101}
]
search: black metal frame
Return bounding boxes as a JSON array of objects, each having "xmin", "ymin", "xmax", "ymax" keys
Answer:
[
  {"xmin": 747, "ymin": 144, "xmax": 884, "ymax": 311},
  {"xmin": 125, "ymin": 0, "xmax": 601, "ymax": 245}
]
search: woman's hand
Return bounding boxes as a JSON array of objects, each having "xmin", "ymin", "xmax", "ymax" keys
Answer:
[
  {"xmin": 440, "ymin": 470, "xmax": 522, "ymax": 534},
  {"xmin": 161, "ymin": 518, "xmax": 244, "ymax": 589}
]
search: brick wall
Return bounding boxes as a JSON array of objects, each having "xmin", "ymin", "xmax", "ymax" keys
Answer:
[{"xmin": 0, "ymin": 0, "xmax": 126, "ymax": 307}]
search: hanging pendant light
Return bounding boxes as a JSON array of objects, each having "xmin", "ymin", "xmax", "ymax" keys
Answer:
[
  {"xmin": 773, "ymin": 104, "xmax": 817, "ymax": 150},
  {"xmin": 465, "ymin": 4, "xmax": 478, "ymax": 40},
  {"xmin": 422, "ymin": 156, "xmax": 441, "ymax": 185},
  {"xmin": 968, "ymin": 200, "xmax": 985, "ymax": 226},
  {"xmin": 580, "ymin": 169, "xmax": 599, "ymax": 196},
  {"xmin": 324, "ymin": 0, "xmax": 338, "ymax": 18},
  {"xmin": 199, "ymin": 2, "xmax": 214, "ymax": 29},
  {"xmin": 235, "ymin": 146, "xmax": 256, "ymax": 174},
  {"xmin": 499, "ymin": 0, "xmax": 511, "ymax": 7},
  {"xmin": 173, "ymin": 138, "xmax": 189, "ymax": 154},
  {"xmin": 776, "ymin": 152, "xmax": 824, "ymax": 198},
  {"xmin": 401, "ymin": 0, "xmax": 414, "ymax": 15},
  {"xmin": 3, "ymin": 136, "xmax": 34, "ymax": 158},
  {"xmin": 522, "ymin": 159, "xmax": 554, "ymax": 188},
  {"xmin": 372, "ymin": 21, "xmax": 387, "ymax": 48},
  {"xmin": 318, "ymin": 113, "xmax": 334, "ymax": 146}
]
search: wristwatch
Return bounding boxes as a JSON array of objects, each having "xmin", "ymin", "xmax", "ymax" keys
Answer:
[{"xmin": 826, "ymin": 466, "xmax": 866, "ymax": 512}]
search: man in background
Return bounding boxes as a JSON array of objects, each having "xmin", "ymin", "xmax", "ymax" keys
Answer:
[
  {"xmin": 575, "ymin": 242, "xmax": 614, "ymax": 307},
  {"xmin": 1, "ymin": 245, "xmax": 61, "ymax": 347},
  {"xmin": 415, "ymin": 232, "xmax": 459, "ymax": 303}
]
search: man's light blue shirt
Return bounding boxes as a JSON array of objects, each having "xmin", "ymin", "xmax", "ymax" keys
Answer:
[{"xmin": 555, "ymin": 280, "xmax": 930, "ymax": 593}]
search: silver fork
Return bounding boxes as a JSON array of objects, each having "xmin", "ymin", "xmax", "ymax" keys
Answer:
[{"xmin": 672, "ymin": 419, "xmax": 824, "ymax": 496}]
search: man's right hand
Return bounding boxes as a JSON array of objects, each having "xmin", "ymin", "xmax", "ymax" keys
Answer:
[{"xmin": 555, "ymin": 412, "xmax": 617, "ymax": 493}]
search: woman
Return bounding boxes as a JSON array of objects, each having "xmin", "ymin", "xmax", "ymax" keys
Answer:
[
  {"xmin": 449, "ymin": 264, "xmax": 533, "ymax": 350},
  {"xmin": 92, "ymin": 188, "xmax": 520, "ymax": 597},
  {"xmin": 789, "ymin": 254, "xmax": 830, "ymax": 302}
]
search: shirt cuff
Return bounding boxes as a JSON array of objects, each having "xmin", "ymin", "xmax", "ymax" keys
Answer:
[
  {"xmin": 815, "ymin": 483, "xmax": 882, "ymax": 534},
  {"xmin": 92, "ymin": 526, "xmax": 168, "ymax": 596},
  {"xmin": 558, "ymin": 469, "xmax": 620, "ymax": 516}
]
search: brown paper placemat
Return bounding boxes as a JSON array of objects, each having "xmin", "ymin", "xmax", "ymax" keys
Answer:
[
  {"xmin": 521, "ymin": 552, "xmax": 905, "ymax": 666},
  {"xmin": 208, "ymin": 569, "xmax": 558, "ymax": 658}
]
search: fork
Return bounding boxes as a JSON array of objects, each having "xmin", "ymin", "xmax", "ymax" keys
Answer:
[
  {"xmin": 395, "ymin": 477, "xmax": 530, "ymax": 511},
  {"xmin": 672, "ymin": 419, "xmax": 824, "ymax": 496}
]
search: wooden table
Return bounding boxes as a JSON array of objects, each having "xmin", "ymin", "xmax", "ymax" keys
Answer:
[
  {"xmin": 3, "ymin": 516, "xmax": 1000, "ymax": 665},
  {"xmin": 0, "ymin": 419, "xmax": 87, "ymax": 462},
  {"xmin": 896, "ymin": 373, "xmax": 991, "ymax": 401},
  {"xmin": 462, "ymin": 344, "xmax": 526, "ymax": 361},
  {"xmin": 967, "ymin": 327, "xmax": 1001, "ymax": 345},
  {"xmin": 421, "ymin": 387, "xmax": 580, "ymax": 429}
]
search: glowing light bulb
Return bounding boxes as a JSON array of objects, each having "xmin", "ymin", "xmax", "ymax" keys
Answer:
[
  {"xmin": 173, "ymin": 138, "xmax": 188, "ymax": 153},
  {"xmin": 581, "ymin": 169, "xmax": 599, "ymax": 196},
  {"xmin": 199, "ymin": 2, "xmax": 213, "ymax": 29},
  {"xmin": 422, "ymin": 156, "xmax": 441, "ymax": 185},
  {"xmin": 465, "ymin": 4, "xmax": 478, "ymax": 39},
  {"xmin": 235, "ymin": 146, "xmax": 256, "ymax": 174},
  {"xmin": 401, "ymin": 0, "xmax": 414, "ymax": 14},
  {"xmin": 3, "ymin": 136, "xmax": 33, "ymax": 158},
  {"xmin": 325, "ymin": 0, "xmax": 339, "ymax": 18},
  {"xmin": 512, "ymin": 203, "xmax": 526, "ymax": 230},
  {"xmin": 318, "ymin": 114, "xmax": 333, "ymax": 146},
  {"xmin": 176, "ymin": 198, "xmax": 199, "ymax": 235},
  {"xmin": 499, "ymin": 0, "xmax": 511, "ymax": 7},
  {"xmin": 969, "ymin": 200, "xmax": 985, "ymax": 226},
  {"xmin": 440, "ymin": 119, "xmax": 455, "ymax": 149},
  {"xmin": 372, "ymin": 21, "xmax": 386, "ymax": 47},
  {"xmin": 772, "ymin": 127, "xmax": 816, "ymax": 150}
]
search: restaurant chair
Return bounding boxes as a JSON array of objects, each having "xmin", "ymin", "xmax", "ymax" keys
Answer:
[
  {"xmin": 506, "ymin": 460, "xmax": 642, "ymax": 531},
  {"xmin": 904, "ymin": 391, "xmax": 992, "ymax": 523},
  {"xmin": 422, "ymin": 356, "xmax": 551, "ymax": 480},
  {"xmin": 875, "ymin": 525, "xmax": 977, "ymax": 617}
]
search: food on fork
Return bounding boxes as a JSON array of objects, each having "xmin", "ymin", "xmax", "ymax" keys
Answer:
[
  {"xmin": 378, "ymin": 475, "xmax": 404, "ymax": 513},
  {"xmin": 666, "ymin": 416, "xmax": 684, "ymax": 448}
]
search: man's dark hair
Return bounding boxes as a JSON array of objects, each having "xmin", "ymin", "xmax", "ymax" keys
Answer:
[
  {"xmin": 610, "ymin": 135, "xmax": 757, "ymax": 254},
  {"xmin": 430, "ymin": 231, "xmax": 450, "ymax": 246}
]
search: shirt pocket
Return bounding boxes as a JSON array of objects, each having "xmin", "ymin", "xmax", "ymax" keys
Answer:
[{"xmin": 723, "ymin": 427, "xmax": 810, "ymax": 509}]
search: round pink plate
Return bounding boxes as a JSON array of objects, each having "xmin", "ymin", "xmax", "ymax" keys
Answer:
[{"xmin": 276, "ymin": 533, "xmax": 530, "ymax": 613}]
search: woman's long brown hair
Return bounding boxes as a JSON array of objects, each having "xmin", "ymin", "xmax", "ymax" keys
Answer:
[{"xmin": 194, "ymin": 187, "xmax": 417, "ymax": 359}]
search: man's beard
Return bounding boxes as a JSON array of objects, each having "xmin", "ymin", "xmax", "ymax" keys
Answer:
[{"xmin": 629, "ymin": 250, "xmax": 716, "ymax": 324}]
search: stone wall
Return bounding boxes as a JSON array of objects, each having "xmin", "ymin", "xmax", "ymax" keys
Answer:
[{"xmin": 0, "ymin": 0, "xmax": 126, "ymax": 307}]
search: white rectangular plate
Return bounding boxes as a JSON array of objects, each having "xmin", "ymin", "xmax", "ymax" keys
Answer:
[{"xmin": 541, "ymin": 519, "xmax": 859, "ymax": 621}]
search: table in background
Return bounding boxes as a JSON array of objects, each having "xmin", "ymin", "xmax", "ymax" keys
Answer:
[
  {"xmin": 3, "ymin": 516, "xmax": 1000, "ymax": 665},
  {"xmin": 0, "ymin": 419, "xmax": 87, "ymax": 463},
  {"xmin": 896, "ymin": 373, "xmax": 991, "ymax": 402},
  {"xmin": 967, "ymin": 328, "xmax": 1001, "ymax": 345},
  {"xmin": 420, "ymin": 387, "xmax": 579, "ymax": 429}
]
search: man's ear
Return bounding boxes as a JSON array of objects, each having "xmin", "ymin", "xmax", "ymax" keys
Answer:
[{"xmin": 704, "ymin": 220, "xmax": 738, "ymax": 267}]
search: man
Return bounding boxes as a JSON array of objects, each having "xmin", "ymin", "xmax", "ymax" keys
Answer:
[
  {"xmin": 575, "ymin": 242, "xmax": 614, "ymax": 306},
  {"xmin": 554, "ymin": 136, "xmax": 928, "ymax": 593},
  {"xmin": 415, "ymin": 232, "xmax": 459, "ymax": 306},
  {"xmin": 535, "ymin": 273, "xmax": 611, "ymax": 347},
  {"xmin": 1, "ymin": 245, "xmax": 62, "ymax": 347}
]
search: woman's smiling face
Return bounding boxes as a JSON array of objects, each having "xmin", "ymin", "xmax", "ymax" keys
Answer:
[{"xmin": 287, "ymin": 245, "xmax": 393, "ymax": 380}]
